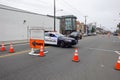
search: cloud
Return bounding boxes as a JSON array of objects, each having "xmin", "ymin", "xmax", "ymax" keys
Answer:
[{"xmin": 0, "ymin": 0, "xmax": 120, "ymax": 31}]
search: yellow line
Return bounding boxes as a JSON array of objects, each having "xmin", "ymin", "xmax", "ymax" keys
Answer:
[
  {"xmin": 0, "ymin": 50, "xmax": 31, "ymax": 58},
  {"xmin": 0, "ymin": 46, "xmax": 50, "ymax": 58}
]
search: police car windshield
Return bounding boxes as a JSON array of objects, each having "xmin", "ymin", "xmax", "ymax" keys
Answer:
[{"xmin": 55, "ymin": 33, "xmax": 64, "ymax": 37}]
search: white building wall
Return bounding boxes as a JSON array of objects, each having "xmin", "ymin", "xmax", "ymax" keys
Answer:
[{"xmin": 0, "ymin": 5, "xmax": 60, "ymax": 41}]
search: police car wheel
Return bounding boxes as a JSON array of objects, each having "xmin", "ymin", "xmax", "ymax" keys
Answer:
[
  {"xmin": 80, "ymin": 36, "xmax": 82, "ymax": 39},
  {"xmin": 60, "ymin": 41, "xmax": 65, "ymax": 48}
]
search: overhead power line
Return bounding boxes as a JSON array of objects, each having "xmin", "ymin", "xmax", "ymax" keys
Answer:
[{"xmin": 61, "ymin": 0, "xmax": 85, "ymax": 19}]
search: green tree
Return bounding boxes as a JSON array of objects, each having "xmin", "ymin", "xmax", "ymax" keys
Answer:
[
  {"xmin": 117, "ymin": 23, "xmax": 120, "ymax": 30},
  {"xmin": 91, "ymin": 27, "xmax": 95, "ymax": 33}
]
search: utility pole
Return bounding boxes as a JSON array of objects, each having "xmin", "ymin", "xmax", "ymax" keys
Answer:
[
  {"xmin": 84, "ymin": 16, "xmax": 87, "ymax": 34},
  {"xmin": 84, "ymin": 16, "xmax": 87, "ymax": 25},
  {"xmin": 100, "ymin": 24, "xmax": 101, "ymax": 28},
  {"xmin": 54, "ymin": 0, "xmax": 56, "ymax": 31}
]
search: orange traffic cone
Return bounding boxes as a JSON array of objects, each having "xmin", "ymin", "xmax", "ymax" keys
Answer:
[
  {"xmin": 115, "ymin": 56, "xmax": 120, "ymax": 70},
  {"xmin": 1, "ymin": 42, "xmax": 6, "ymax": 51},
  {"xmin": 72, "ymin": 48, "xmax": 80, "ymax": 62},
  {"xmin": 39, "ymin": 46, "xmax": 45, "ymax": 57},
  {"xmin": 9, "ymin": 43, "xmax": 15, "ymax": 53}
]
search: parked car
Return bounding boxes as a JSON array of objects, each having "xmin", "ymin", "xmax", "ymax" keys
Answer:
[
  {"xmin": 92, "ymin": 32, "xmax": 97, "ymax": 36},
  {"xmin": 45, "ymin": 32, "xmax": 78, "ymax": 47},
  {"xmin": 68, "ymin": 31, "xmax": 82, "ymax": 40},
  {"xmin": 87, "ymin": 33, "xmax": 92, "ymax": 36},
  {"xmin": 83, "ymin": 33, "xmax": 87, "ymax": 37},
  {"xmin": 113, "ymin": 32, "xmax": 118, "ymax": 36}
]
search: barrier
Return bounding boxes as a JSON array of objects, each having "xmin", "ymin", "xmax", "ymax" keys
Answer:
[
  {"xmin": 28, "ymin": 28, "xmax": 48, "ymax": 56},
  {"xmin": 72, "ymin": 48, "xmax": 80, "ymax": 62},
  {"xmin": 115, "ymin": 56, "xmax": 120, "ymax": 70},
  {"xmin": 1, "ymin": 42, "xmax": 6, "ymax": 51},
  {"xmin": 9, "ymin": 42, "xmax": 15, "ymax": 53}
]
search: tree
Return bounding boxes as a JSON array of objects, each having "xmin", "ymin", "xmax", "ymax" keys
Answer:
[
  {"xmin": 91, "ymin": 27, "xmax": 95, "ymax": 33},
  {"xmin": 117, "ymin": 23, "xmax": 120, "ymax": 30}
]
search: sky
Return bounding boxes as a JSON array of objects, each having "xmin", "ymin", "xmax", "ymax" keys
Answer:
[{"xmin": 0, "ymin": 0, "xmax": 120, "ymax": 32}]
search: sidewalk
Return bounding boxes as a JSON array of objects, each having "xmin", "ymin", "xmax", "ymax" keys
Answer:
[
  {"xmin": 0, "ymin": 39, "xmax": 29, "ymax": 46},
  {"xmin": 118, "ymin": 36, "xmax": 120, "ymax": 39}
]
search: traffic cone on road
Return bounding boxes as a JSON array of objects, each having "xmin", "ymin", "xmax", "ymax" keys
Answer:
[
  {"xmin": 72, "ymin": 48, "xmax": 80, "ymax": 62},
  {"xmin": 115, "ymin": 56, "xmax": 120, "ymax": 70},
  {"xmin": 9, "ymin": 42, "xmax": 15, "ymax": 53},
  {"xmin": 1, "ymin": 42, "xmax": 6, "ymax": 51},
  {"xmin": 39, "ymin": 45, "xmax": 45, "ymax": 57}
]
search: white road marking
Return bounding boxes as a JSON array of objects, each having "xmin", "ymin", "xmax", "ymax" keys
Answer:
[
  {"xmin": 100, "ymin": 64, "xmax": 104, "ymax": 68},
  {"xmin": 114, "ymin": 51, "xmax": 120, "ymax": 55},
  {"xmin": 112, "ymin": 40, "xmax": 120, "ymax": 43},
  {"xmin": 88, "ymin": 47, "xmax": 114, "ymax": 52},
  {"xmin": 28, "ymin": 51, "xmax": 48, "ymax": 56}
]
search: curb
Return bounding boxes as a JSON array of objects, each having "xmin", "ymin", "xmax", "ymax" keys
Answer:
[{"xmin": 0, "ymin": 40, "xmax": 29, "ymax": 46}]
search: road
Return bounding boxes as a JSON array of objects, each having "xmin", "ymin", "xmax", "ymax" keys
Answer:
[{"xmin": 0, "ymin": 35, "xmax": 120, "ymax": 80}]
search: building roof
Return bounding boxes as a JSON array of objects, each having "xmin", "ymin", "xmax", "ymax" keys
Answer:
[
  {"xmin": 59, "ymin": 15, "xmax": 77, "ymax": 19},
  {"xmin": 0, "ymin": 4, "xmax": 46, "ymax": 16}
]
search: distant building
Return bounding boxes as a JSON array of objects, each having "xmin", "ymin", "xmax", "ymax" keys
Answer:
[
  {"xmin": 96, "ymin": 27, "xmax": 104, "ymax": 34},
  {"xmin": 76, "ymin": 21, "xmax": 81, "ymax": 32},
  {"xmin": 76, "ymin": 21, "xmax": 85, "ymax": 34},
  {"xmin": 81, "ymin": 23, "xmax": 86, "ymax": 34},
  {"xmin": 59, "ymin": 15, "xmax": 77, "ymax": 35}
]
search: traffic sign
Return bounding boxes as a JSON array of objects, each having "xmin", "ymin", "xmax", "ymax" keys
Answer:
[{"xmin": 30, "ymin": 39, "xmax": 44, "ymax": 49}]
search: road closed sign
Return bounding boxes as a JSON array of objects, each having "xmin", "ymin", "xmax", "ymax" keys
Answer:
[
  {"xmin": 30, "ymin": 39, "xmax": 44, "ymax": 49},
  {"xmin": 29, "ymin": 27, "xmax": 45, "ymax": 49}
]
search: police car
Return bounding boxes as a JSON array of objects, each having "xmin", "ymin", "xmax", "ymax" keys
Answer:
[{"xmin": 45, "ymin": 32, "xmax": 78, "ymax": 47}]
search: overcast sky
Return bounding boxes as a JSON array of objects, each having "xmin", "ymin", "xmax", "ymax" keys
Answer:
[{"xmin": 0, "ymin": 0, "xmax": 120, "ymax": 32}]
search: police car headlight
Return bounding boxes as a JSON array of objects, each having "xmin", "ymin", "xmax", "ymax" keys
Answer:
[{"xmin": 65, "ymin": 39, "xmax": 72, "ymax": 42}]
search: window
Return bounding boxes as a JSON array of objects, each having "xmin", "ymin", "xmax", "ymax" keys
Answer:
[{"xmin": 50, "ymin": 34, "xmax": 56, "ymax": 37}]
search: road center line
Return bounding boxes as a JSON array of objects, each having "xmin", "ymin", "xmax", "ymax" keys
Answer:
[
  {"xmin": 0, "ymin": 46, "xmax": 50, "ymax": 58},
  {"xmin": 0, "ymin": 50, "xmax": 31, "ymax": 58}
]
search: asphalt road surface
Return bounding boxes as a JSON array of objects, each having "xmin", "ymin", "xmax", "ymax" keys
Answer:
[{"xmin": 0, "ymin": 35, "xmax": 120, "ymax": 80}]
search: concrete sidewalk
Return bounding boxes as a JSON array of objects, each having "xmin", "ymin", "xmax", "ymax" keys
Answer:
[
  {"xmin": 118, "ymin": 36, "xmax": 120, "ymax": 39},
  {"xmin": 0, "ymin": 39, "xmax": 29, "ymax": 46}
]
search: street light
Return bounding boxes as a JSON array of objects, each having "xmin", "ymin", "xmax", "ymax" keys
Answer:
[{"xmin": 54, "ymin": 0, "xmax": 56, "ymax": 31}]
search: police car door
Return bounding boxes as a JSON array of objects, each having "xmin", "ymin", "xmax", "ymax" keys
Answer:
[
  {"xmin": 49, "ymin": 33, "xmax": 57, "ymax": 45},
  {"xmin": 45, "ymin": 33, "xmax": 57, "ymax": 45}
]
